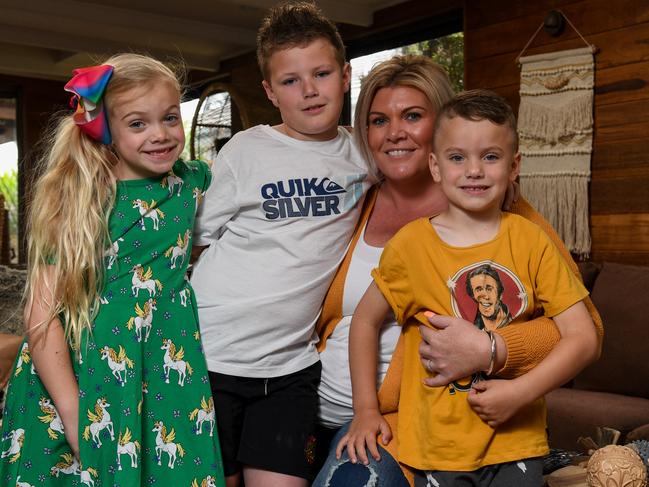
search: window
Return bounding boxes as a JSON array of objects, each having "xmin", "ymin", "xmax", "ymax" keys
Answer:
[
  {"xmin": 184, "ymin": 82, "xmax": 251, "ymax": 165},
  {"xmin": 349, "ymin": 33, "xmax": 464, "ymax": 120},
  {"xmin": 186, "ymin": 91, "xmax": 232, "ymax": 165}
]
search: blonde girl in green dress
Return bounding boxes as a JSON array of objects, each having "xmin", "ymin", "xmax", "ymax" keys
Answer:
[{"xmin": 0, "ymin": 53, "xmax": 225, "ymax": 487}]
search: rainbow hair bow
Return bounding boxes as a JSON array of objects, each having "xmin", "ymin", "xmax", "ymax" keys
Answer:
[{"xmin": 64, "ymin": 64, "xmax": 114, "ymax": 144}]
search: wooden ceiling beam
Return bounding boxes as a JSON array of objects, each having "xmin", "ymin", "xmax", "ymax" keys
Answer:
[
  {"xmin": 0, "ymin": 0, "xmax": 257, "ymax": 47},
  {"xmin": 217, "ymin": 0, "xmax": 404, "ymax": 26}
]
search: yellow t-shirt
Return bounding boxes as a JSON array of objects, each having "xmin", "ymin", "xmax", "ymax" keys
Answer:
[{"xmin": 371, "ymin": 213, "xmax": 588, "ymax": 471}]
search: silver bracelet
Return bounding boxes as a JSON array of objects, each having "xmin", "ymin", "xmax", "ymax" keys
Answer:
[{"xmin": 484, "ymin": 330, "xmax": 497, "ymax": 376}]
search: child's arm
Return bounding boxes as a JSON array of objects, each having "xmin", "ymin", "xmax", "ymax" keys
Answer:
[
  {"xmin": 336, "ymin": 282, "xmax": 393, "ymax": 465},
  {"xmin": 25, "ymin": 266, "xmax": 80, "ymax": 458},
  {"xmin": 468, "ymin": 300, "xmax": 599, "ymax": 427}
]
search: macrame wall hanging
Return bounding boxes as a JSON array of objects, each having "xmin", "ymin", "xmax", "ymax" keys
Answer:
[{"xmin": 516, "ymin": 12, "xmax": 597, "ymax": 258}]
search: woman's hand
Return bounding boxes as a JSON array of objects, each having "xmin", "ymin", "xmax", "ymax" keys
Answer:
[
  {"xmin": 502, "ymin": 179, "xmax": 520, "ymax": 211},
  {"xmin": 419, "ymin": 312, "xmax": 493, "ymax": 386},
  {"xmin": 467, "ymin": 379, "xmax": 531, "ymax": 428},
  {"xmin": 335, "ymin": 409, "xmax": 392, "ymax": 465}
]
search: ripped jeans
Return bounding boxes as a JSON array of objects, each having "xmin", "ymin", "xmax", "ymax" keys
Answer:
[{"xmin": 312, "ymin": 421, "xmax": 410, "ymax": 487}]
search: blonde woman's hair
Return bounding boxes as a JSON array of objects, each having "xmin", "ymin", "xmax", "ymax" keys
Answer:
[
  {"xmin": 26, "ymin": 53, "xmax": 182, "ymax": 351},
  {"xmin": 353, "ymin": 55, "xmax": 455, "ymax": 178}
]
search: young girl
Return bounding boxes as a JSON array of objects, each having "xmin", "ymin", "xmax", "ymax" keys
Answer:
[{"xmin": 0, "ymin": 53, "xmax": 225, "ymax": 486}]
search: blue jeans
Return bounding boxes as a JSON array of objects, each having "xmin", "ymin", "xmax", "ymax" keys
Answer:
[{"xmin": 312, "ymin": 422, "xmax": 409, "ymax": 487}]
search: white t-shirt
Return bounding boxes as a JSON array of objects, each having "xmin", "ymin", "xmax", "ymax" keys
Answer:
[
  {"xmin": 192, "ymin": 125, "xmax": 369, "ymax": 378},
  {"xmin": 318, "ymin": 225, "xmax": 400, "ymax": 428}
]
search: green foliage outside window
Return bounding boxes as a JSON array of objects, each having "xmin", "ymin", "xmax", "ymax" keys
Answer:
[{"xmin": 401, "ymin": 32, "xmax": 464, "ymax": 93}]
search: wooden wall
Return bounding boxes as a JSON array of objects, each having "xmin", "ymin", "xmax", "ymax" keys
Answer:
[{"xmin": 464, "ymin": 0, "xmax": 649, "ymax": 265}]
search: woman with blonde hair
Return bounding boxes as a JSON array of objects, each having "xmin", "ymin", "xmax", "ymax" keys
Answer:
[
  {"xmin": 313, "ymin": 55, "xmax": 602, "ymax": 486},
  {"xmin": 0, "ymin": 53, "xmax": 225, "ymax": 486}
]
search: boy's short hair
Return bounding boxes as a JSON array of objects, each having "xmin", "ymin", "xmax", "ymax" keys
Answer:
[
  {"xmin": 434, "ymin": 89, "xmax": 519, "ymax": 151},
  {"xmin": 256, "ymin": 1, "xmax": 346, "ymax": 80}
]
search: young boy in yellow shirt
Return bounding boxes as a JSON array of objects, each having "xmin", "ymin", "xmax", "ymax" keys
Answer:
[{"xmin": 340, "ymin": 90, "xmax": 599, "ymax": 486}]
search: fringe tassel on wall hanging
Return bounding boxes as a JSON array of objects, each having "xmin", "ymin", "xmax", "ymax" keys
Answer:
[{"xmin": 518, "ymin": 46, "xmax": 594, "ymax": 258}]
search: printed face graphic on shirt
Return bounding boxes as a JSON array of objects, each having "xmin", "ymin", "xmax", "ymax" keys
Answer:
[
  {"xmin": 260, "ymin": 176, "xmax": 364, "ymax": 220},
  {"xmin": 445, "ymin": 261, "xmax": 527, "ymax": 394},
  {"xmin": 449, "ymin": 261, "xmax": 527, "ymax": 332}
]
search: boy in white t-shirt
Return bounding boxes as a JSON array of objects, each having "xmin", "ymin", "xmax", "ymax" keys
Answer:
[{"xmin": 190, "ymin": 2, "xmax": 369, "ymax": 486}]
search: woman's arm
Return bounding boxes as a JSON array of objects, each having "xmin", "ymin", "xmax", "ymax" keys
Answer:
[
  {"xmin": 418, "ymin": 314, "xmax": 507, "ymax": 387},
  {"xmin": 468, "ymin": 300, "xmax": 599, "ymax": 427},
  {"xmin": 25, "ymin": 267, "xmax": 80, "ymax": 458},
  {"xmin": 336, "ymin": 282, "xmax": 393, "ymax": 465},
  {"xmin": 499, "ymin": 196, "xmax": 603, "ymax": 376},
  {"xmin": 418, "ymin": 313, "xmax": 561, "ymax": 385}
]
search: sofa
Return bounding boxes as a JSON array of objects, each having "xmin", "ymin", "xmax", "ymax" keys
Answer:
[{"xmin": 546, "ymin": 261, "xmax": 649, "ymax": 451}]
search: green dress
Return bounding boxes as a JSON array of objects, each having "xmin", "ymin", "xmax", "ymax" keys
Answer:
[{"xmin": 0, "ymin": 160, "xmax": 225, "ymax": 487}]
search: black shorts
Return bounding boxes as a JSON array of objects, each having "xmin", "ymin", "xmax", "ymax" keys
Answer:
[
  {"xmin": 413, "ymin": 457, "xmax": 544, "ymax": 487},
  {"xmin": 208, "ymin": 361, "xmax": 321, "ymax": 480}
]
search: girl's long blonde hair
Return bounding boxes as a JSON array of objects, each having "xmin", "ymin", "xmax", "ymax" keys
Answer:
[{"xmin": 26, "ymin": 53, "xmax": 181, "ymax": 350}]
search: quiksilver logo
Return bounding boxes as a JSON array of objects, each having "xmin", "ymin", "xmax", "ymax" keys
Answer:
[{"xmin": 261, "ymin": 178, "xmax": 345, "ymax": 219}]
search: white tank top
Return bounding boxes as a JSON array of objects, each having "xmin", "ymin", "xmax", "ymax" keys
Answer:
[{"xmin": 317, "ymin": 224, "xmax": 400, "ymax": 428}]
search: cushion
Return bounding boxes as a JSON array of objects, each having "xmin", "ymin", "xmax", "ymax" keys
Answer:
[
  {"xmin": 546, "ymin": 388, "xmax": 649, "ymax": 450},
  {"xmin": 577, "ymin": 261, "xmax": 602, "ymax": 293},
  {"xmin": 573, "ymin": 262, "xmax": 649, "ymax": 399},
  {"xmin": 627, "ymin": 423, "xmax": 649, "ymax": 441}
]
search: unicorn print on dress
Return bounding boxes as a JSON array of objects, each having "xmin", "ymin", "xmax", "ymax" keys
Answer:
[
  {"xmin": 104, "ymin": 237, "xmax": 124, "ymax": 269},
  {"xmin": 15, "ymin": 475, "xmax": 36, "ymax": 487},
  {"xmin": 164, "ymin": 229, "xmax": 190, "ymax": 269},
  {"xmin": 0, "ymin": 428, "xmax": 25, "ymax": 463},
  {"xmin": 82, "ymin": 398, "xmax": 115, "ymax": 447},
  {"xmin": 79, "ymin": 466, "xmax": 99, "ymax": 487},
  {"xmin": 126, "ymin": 298, "xmax": 157, "ymax": 342},
  {"xmin": 179, "ymin": 288, "xmax": 190, "ymax": 307},
  {"xmin": 49, "ymin": 453, "xmax": 80, "ymax": 477},
  {"xmin": 131, "ymin": 264, "xmax": 163, "ymax": 297},
  {"xmin": 192, "ymin": 187, "xmax": 205, "ymax": 212},
  {"xmin": 132, "ymin": 199, "xmax": 165, "ymax": 231},
  {"xmin": 152, "ymin": 420, "xmax": 185, "ymax": 469},
  {"xmin": 161, "ymin": 338, "xmax": 193, "ymax": 386},
  {"xmin": 14, "ymin": 343, "xmax": 34, "ymax": 376},
  {"xmin": 161, "ymin": 170, "xmax": 184, "ymax": 196},
  {"xmin": 137, "ymin": 381, "xmax": 148, "ymax": 415},
  {"xmin": 38, "ymin": 398, "xmax": 65, "ymax": 440},
  {"xmin": 189, "ymin": 396, "xmax": 215, "ymax": 436},
  {"xmin": 116, "ymin": 427, "xmax": 140, "ymax": 471},
  {"xmin": 99, "ymin": 345, "xmax": 134, "ymax": 385},
  {"xmin": 192, "ymin": 475, "xmax": 219, "ymax": 487},
  {"xmin": 177, "ymin": 274, "xmax": 191, "ymax": 307}
]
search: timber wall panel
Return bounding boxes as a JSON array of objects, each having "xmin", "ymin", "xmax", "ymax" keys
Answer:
[{"xmin": 465, "ymin": 0, "xmax": 649, "ymax": 264}]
